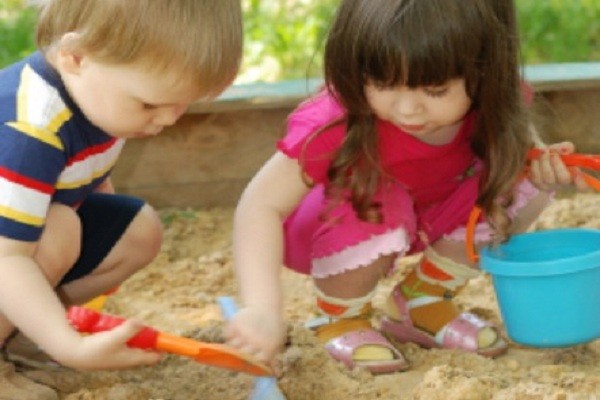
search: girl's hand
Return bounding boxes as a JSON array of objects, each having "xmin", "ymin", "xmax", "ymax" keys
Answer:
[
  {"xmin": 529, "ymin": 141, "xmax": 590, "ymax": 192},
  {"xmin": 51, "ymin": 320, "xmax": 162, "ymax": 370},
  {"xmin": 224, "ymin": 306, "xmax": 285, "ymax": 368}
]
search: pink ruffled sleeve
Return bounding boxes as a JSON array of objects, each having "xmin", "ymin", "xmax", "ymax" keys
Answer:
[{"xmin": 277, "ymin": 92, "xmax": 347, "ymax": 184}]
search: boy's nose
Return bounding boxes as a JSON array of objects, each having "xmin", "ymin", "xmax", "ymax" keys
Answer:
[{"xmin": 154, "ymin": 105, "xmax": 187, "ymax": 126}]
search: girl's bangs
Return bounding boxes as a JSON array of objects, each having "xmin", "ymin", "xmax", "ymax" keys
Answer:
[{"xmin": 363, "ymin": 2, "xmax": 480, "ymax": 88}]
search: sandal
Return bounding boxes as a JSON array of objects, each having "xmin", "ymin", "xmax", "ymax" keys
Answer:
[
  {"xmin": 306, "ymin": 315, "xmax": 409, "ymax": 374},
  {"xmin": 380, "ymin": 285, "xmax": 507, "ymax": 358}
]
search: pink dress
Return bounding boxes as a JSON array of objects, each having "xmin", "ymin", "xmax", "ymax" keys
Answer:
[{"xmin": 278, "ymin": 92, "xmax": 539, "ymax": 277}]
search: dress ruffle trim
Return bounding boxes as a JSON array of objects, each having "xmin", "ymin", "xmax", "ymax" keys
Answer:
[{"xmin": 311, "ymin": 227, "xmax": 410, "ymax": 278}]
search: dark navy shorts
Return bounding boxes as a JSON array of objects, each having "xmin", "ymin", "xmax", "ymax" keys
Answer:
[{"xmin": 59, "ymin": 193, "xmax": 145, "ymax": 285}]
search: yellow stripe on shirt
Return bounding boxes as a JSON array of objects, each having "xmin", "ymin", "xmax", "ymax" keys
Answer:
[
  {"xmin": 55, "ymin": 162, "xmax": 114, "ymax": 190},
  {"xmin": 8, "ymin": 65, "xmax": 70, "ymax": 150},
  {"xmin": 6, "ymin": 121, "xmax": 64, "ymax": 150},
  {"xmin": 0, "ymin": 204, "xmax": 44, "ymax": 227},
  {"xmin": 46, "ymin": 109, "xmax": 72, "ymax": 136}
]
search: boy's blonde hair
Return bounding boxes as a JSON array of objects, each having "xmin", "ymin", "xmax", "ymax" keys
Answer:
[{"xmin": 36, "ymin": 0, "xmax": 243, "ymax": 97}]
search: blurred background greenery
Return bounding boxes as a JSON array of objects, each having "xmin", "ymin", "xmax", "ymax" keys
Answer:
[{"xmin": 1, "ymin": 0, "xmax": 598, "ymax": 83}]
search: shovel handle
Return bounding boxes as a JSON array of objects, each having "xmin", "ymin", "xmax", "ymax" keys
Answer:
[
  {"xmin": 67, "ymin": 306, "xmax": 159, "ymax": 349},
  {"xmin": 67, "ymin": 306, "xmax": 272, "ymax": 376}
]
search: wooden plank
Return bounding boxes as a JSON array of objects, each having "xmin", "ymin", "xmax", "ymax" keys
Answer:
[
  {"xmin": 112, "ymin": 63, "xmax": 600, "ymax": 208},
  {"xmin": 111, "ymin": 109, "xmax": 291, "ymax": 207},
  {"xmin": 532, "ymin": 89, "xmax": 600, "ymax": 153}
]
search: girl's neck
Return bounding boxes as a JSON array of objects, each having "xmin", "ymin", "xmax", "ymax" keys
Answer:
[{"xmin": 414, "ymin": 120, "xmax": 464, "ymax": 146}]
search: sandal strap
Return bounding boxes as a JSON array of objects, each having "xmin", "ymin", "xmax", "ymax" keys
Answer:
[
  {"xmin": 309, "ymin": 300, "xmax": 374, "ymax": 342},
  {"xmin": 325, "ymin": 329, "xmax": 407, "ymax": 373},
  {"xmin": 438, "ymin": 312, "xmax": 493, "ymax": 351},
  {"xmin": 314, "ymin": 316, "xmax": 373, "ymax": 343},
  {"xmin": 384, "ymin": 285, "xmax": 506, "ymax": 356},
  {"xmin": 405, "ymin": 295, "xmax": 444, "ymax": 309}
]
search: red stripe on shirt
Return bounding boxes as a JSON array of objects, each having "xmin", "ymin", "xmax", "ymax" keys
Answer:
[
  {"xmin": 66, "ymin": 138, "xmax": 118, "ymax": 166},
  {"xmin": 0, "ymin": 166, "xmax": 55, "ymax": 194}
]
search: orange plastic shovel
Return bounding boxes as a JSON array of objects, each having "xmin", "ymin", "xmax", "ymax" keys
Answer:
[{"xmin": 66, "ymin": 306, "xmax": 272, "ymax": 376}]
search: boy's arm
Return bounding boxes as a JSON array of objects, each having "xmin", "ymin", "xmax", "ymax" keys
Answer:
[
  {"xmin": 0, "ymin": 236, "xmax": 161, "ymax": 369},
  {"xmin": 0, "ymin": 237, "xmax": 82, "ymax": 356}
]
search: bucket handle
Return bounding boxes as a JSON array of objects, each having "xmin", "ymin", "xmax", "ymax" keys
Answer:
[
  {"xmin": 466, "ymin": 206, "xmax": 482, "ymax": 263},
  {"xmin": 527, "ymin": 149, "xmax": 600, "ymax": 191},
  {"xmin": 466, "ymin": 150, "xmax": 600, "ymax": 263}
]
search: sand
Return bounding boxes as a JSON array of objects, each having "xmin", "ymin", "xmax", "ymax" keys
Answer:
[{"xmin": 1, "ymin": 192, "xmax": 599, "ymax": 400}]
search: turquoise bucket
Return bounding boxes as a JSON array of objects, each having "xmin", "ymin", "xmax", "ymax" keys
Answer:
[{"xmin": 480, "ymin": 228, "xmax": 600, "ymax": 347}]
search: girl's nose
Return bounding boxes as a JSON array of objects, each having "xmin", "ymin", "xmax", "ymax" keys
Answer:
[{"xmin": 395, "ymin": 90, "xmax": 421, "ymax": 116}]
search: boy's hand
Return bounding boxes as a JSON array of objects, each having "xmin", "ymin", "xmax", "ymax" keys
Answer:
[
  {"xmin": 224, "ymin": 306, "xmax": 285, "ymax": 368},
  {"xmin": 529, "ymin": 141, "xmax": 590, "ymax": 192},
  {"xmin": 51, "ymin": 320, "xmax": 162, "ymax": 370}
]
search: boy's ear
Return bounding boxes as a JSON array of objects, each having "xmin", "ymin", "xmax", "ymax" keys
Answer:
[{"xmin": 54, "ymin": 32, "xmax": 86, "ymax": 75}]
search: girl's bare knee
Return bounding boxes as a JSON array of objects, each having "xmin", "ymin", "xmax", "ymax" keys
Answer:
[{"xmin": 314, "ymin": 254, "xmax": 395, "ymax": 298}]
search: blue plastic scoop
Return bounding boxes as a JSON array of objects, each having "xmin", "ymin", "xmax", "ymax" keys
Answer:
[{"xmin": 218, "ymin": 296, "xmax": 288, "ymax": 400}]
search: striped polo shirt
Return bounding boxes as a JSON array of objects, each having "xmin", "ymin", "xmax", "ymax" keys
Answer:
[{"xmin": 0, "ymin": 52, "xmax": 125, "ymax": 241}]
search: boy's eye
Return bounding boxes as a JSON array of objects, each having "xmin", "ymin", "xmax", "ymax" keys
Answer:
[
  {"xmin": 424, "ymin": 87, "xmax": 449, "ymax": 97},
  {"xmin": 142, "ymin": 103, "xmax": 158, "ymax": 110}
]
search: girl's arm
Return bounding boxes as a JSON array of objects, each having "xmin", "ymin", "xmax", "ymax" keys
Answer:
[{"xmin": 228, "ymin": 152, "xmax": 311, "ymax": 363}]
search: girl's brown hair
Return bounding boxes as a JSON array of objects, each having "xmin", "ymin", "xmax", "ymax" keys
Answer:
[
  {"xmin": 36, "ymin": 0, "xmax": 243, "ymax": 98},
  {"xmin": 321, "ymin": 0, "xmax": 531, "ymax": 239}
]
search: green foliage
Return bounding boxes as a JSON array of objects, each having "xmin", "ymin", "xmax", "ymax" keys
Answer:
[
  {"xmin": 517, "ymin": 0, "xmax": 600, "ymax": 64},
  {"xmin": 0, "ymin": 2, "xmax": 37, "ymax": 68},
  {"xmin": 0, "ymin": 0, "xmax": 598, "ymax": 81},
  {"xmin": 240, "ymin": 0, "xmax": 337, "ymax": 82}
]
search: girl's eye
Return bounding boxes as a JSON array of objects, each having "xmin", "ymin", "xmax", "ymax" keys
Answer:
[
  {"xmin": 142, "ymin": 103, "xmax": 158, "ymax": 110},
  {"xmin": 376, "ymin": 82, "xmax": 393, "ymax": 90},
  {"xmin": 368, "ymin": 79, "xmax": 394, "ymax": 91},
  {"xmin": 424, "ymin": 87, "xmax": 448, "ymax": 98}
]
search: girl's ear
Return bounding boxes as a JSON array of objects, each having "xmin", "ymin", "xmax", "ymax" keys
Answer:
[{"xmin": 54, "ymin": 32, "xmax": 86, "ymax": 75}]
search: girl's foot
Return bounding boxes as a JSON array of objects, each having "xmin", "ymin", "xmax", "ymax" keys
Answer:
[
  {"xmin": 307, "ymin": 303, "xmax": 409, "ymax": 374},
  {"xmin": 380, "ymin": 284, "xmax": 507, "ymax": 357},
  {"xmin": 380, "ymin": 248, "xmax": 507, "ymax": 357}
]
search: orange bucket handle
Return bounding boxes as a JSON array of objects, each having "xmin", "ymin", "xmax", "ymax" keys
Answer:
[
  {"xmin": 465, "ymin": 206, "xmax": 482, "ymax": 263},
  {"xmin": 466, "ymin": 150, "xmax": 600, "ymax": 264}
]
